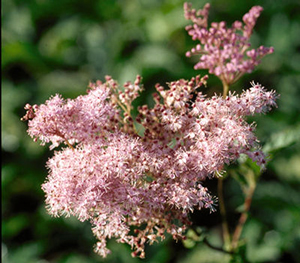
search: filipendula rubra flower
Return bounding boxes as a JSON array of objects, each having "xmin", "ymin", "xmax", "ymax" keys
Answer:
[
  {"xmin": 22, "ymin": 3, "xmax": 278, "ymax": 258},
  {"xmin": 184, "ymin": 3, "xmax": 274, "ymax": 88}
]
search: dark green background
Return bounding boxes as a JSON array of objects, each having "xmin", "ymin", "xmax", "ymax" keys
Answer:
[{"xmin": 2, "ymin": 0, "xmax": 300, "ymax": 262}]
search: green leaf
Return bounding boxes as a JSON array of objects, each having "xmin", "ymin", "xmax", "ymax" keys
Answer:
[
  {"xmin": 230, "ymin": 243, "xmax": 249, "ymax": 263},
  {"xmin": 182, "ymin": 227, "xmax": 205, "ymax": 249},
  {"xmin": 263, "ymin": 124, "xmax": 300, "ymax": 154}
]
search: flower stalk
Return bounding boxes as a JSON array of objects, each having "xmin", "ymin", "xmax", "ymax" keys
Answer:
[{"xmin": 217, "ymin": 177, "xmax": 232, "ymax": 251}]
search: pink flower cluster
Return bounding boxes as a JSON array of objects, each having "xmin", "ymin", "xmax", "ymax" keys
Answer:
[
  {"xmin": 23, "ymin": 85, "xmax": 118, "ymax": 149},
  {"xmin": 23, "ymin": 76, "xmax": 277, "ymax": 257},
  {"xmin": 184, "ymin": 3, "xmax": 274, "ymax": 85},
  {"xmin": 22, "ymin": 2, "xmax": 278, "ymax": 258}
]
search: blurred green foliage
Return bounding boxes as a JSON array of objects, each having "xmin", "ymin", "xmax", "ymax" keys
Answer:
[{"xmin": 2, "ymin": 0, "xmax": 300, "ymax": 262}]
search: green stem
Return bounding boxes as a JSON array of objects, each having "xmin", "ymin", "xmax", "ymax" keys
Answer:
[
  {"xmin": 221, "ymin": 79, "xmax": 230, "ymax": 98},
  {"xmin": 217, "ymin": 78, "xmax": 257, "ymax": 254},
  {"xmin": 217, "ymin": 78, "xmax": 232, "ymax": 251},
  {"xmin": 231, "ymin": 180, "xmax": 256, "ymax": 250},
  {"xmin": 203, "ymin": 237, "xmax": 233, "ymax": 255},
  {"xmin": 217, "ymin": 177, "xmax": 232, "ymax": 251}
]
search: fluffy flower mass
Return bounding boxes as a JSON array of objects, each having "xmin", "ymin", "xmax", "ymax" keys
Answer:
[
  {"xmin": 23, "ymin": 3, "xmax": 277, "ymax": 258},
  {"xmin": 184, "ymin": 3, "xmax": 274, "ymax": 85}
]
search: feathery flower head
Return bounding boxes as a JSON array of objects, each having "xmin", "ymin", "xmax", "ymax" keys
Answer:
[
  {"xmin": 23, "ymin": 75, "xmax": 277, "ymax": 258},
  {"xmin": 184, "ymin": 3, "xmax": 274, "ymax": 85},
  {"xmin": 24, "ymin": 83, "xmax": 118, "ymax": 149}
]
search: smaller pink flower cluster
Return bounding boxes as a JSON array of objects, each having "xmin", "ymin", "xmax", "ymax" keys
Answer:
[{"xmin": 184, "ymin": 3, "xmax": 274, "ymax": 85}]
